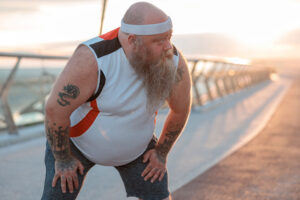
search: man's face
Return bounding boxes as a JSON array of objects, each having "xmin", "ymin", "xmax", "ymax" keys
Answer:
[
  {"xmin": 128, "ymin": 29, "xmax": 176, "ymax": 113},
  {"xmin": 135, "ymin": 29, "xmax": 173, "ymax": 65}
]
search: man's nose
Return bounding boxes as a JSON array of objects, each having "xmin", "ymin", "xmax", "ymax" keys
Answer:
[{"xmin": 163, "ymin": 40, "xmax": 172, "ymax": 51}]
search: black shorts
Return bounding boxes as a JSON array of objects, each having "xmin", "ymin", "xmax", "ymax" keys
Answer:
[
  {"xmin": 115, "ymin": 136, "xmax": 170, "ymax": 199},
  {"xmin": 42, "ymin": 136, "xmax": 170, "ymax": 200}
]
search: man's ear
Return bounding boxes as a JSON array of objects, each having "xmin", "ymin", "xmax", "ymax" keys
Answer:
[{"xmin": 128, "ymin": 34, "xmax": 137, "ymax": 46}]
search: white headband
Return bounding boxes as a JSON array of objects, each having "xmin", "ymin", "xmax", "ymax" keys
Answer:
[{"xmin": 120, "ymin": 17, "xmax": 173, "ymax": 35}]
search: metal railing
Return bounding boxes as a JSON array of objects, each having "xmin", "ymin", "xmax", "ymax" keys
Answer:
[
  {"xmin": 0, "ymin": 52, "xmax": 68, "ymax": 134},
  {"xmin": 0, "ymin": 52, "xmax": 275, "ymax": 134},
  {"xmin": 188, "ymin": 58, "xmax": 275, "ymax": 107}
]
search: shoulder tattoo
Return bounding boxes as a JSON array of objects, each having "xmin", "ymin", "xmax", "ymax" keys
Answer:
[{"xmin": 57, "ymin": 84, "xmax": 80, "ymax": 106}]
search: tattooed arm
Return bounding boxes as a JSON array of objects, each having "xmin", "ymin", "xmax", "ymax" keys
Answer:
[
  {"xmin": 44, "ymin": 45, "xmax": 98, "ymax": 193},
  {"xmin": 142, "ymin": 51, "xmax": 192, "ymax": 183}
]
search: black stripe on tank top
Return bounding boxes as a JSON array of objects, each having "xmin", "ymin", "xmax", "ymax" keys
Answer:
[
  {"xmin": 86, "ymin": 37, "xmax": 120, "ymax": 102},
  {"xmin": 86, "ymin": 69, "xmax": 106, "ymax": 102},
  {"xmin": 173, "ymin": 45, "xmax": 178, "ymax": 56},
  {"xmin": 90, "ymin": 37, "xmax": 121, "ymax": 58}
]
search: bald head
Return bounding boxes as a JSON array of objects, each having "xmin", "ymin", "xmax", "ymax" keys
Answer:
[{"xmin": 122, "ymin": 2, "xmax": 168, "ymax": 25}]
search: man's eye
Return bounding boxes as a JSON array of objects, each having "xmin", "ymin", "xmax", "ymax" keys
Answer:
[{"xmin": 158, "ymin": 39, "xmax": 165, "ymax": 44}]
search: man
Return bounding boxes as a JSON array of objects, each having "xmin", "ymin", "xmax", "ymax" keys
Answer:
[{"xmin": 42, "ymin": 2, "xmax": 191, "ymax": 200}]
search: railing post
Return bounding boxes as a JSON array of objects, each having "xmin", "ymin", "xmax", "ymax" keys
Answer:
[
  {"xmin": 228, "ymin": 64, "xmax": 237, "ymax": 92},
  {"xmin": 221, "ymin": 64, "xmax": 231, "ymax": 95},
  {"xmin": 204, "ymin": 62, "xmax": 218, "ymax": 102},
  {"xmin": 234, "ymin": 65, "xmax": 244, "ymax": 90},
  {"xmin": 190, "ymin": 60, "xmax": 204, "ymax": 106},
  {"xmin": 0, "ymin": 56, "xmax": 22, "ymax": 134},
  {"xmin": 213, "ymin": 63, "xmax": 225, "ymax": 97}
]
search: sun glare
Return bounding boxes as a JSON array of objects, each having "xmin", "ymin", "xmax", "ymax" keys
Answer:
[
  {"xmin": 0, "ymin": 2, "xmax": 101, "ymax": 50},
  {"xmin": 269, "ymin": 73, "xmax": 279, "ymax": 81},
  {"xmin": 225, "ymin": 57, "xmax": 252, "ymax": 65},
  {"xmin": 0, "ymin": 0, "xmax": 299, "ymax": 58}
]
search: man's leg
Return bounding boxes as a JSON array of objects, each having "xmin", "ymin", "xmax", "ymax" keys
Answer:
[
  {"xmin": 41, "ymin": 140, "xmax": 95, "ymax": 200},
  {"xmin": 115, "ymin": 136, "xmax": 170, "ymax": 200}
]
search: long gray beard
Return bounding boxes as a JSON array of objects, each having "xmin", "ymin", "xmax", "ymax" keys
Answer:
[{"xmin": 129, "ymin": 48, "xmax": 176, "ymax": 114}]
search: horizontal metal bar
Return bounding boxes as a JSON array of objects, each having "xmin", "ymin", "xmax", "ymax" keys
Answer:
[{"xmin": 0, "ymin": 52, "xmax": 69, "ymax": 60}]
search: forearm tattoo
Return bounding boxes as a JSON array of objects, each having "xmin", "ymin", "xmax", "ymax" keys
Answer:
[
  {"xmin": 155, "ymin": 123, "xmax": 184, "ymax": 162},
  {"xmin": 57, "ymin": 84, "xmax": 80, "ymax": 106},
  {"xmin": 176, "ymin": 68, "xmax": 184, "ymax": 83},
  {"xmin": 46, "ymin": 121, "xmax": 71, "ymax": 160}
]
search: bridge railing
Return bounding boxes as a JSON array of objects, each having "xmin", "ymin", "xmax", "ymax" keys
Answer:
[
  {"xmin": 0, "ymin": 52, "xmax": 275, "ymax": 134},
  {"xmin": 187, "ymin": 58, "xmax": 275, "ymax": 107}
]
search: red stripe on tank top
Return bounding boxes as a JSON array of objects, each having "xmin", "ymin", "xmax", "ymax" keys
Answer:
[
  {"xmin": 99, "ymin": 27, "xmax": 120, "ymax": 40},
  {"xmin": 69, "ymin": 99, "xmax": 100, "ymax": 138}
]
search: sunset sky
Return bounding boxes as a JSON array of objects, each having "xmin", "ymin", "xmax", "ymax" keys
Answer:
[{"xmin": 0, "ymin": 0, "xmax": 300, "ymax": 59}]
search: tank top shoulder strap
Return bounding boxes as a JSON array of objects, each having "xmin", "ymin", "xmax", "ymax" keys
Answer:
[{"xmin": 172, "ymin": 45, "xmax": 180, "ymax": 69}]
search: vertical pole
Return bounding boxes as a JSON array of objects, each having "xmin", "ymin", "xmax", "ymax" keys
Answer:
[{"xmin": 99, "ymin": 0, "xmax": 107, "ymax": 35}]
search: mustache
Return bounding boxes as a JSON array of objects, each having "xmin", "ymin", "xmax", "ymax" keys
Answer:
[{"xmin": 159, "ymin": 49, "xmax": 173, "ymax": 62}]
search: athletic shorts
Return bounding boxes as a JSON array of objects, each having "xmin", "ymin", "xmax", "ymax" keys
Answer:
[{"xmin": 41, "ymin": 136, "xmax": 170, "ymax": 200}]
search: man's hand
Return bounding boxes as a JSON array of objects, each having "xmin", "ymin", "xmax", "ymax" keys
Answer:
[
  {"xmin": 141, "ymin": 149, "xmax": 167, "ymax": 183},
  {"xmin": 52, "ymin": 156, "xmax": 84, "ymax": 193}
]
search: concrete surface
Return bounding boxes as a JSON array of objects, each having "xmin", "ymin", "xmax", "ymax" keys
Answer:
[{"xmin": 173, "ymin": 78, "xmax": 300, "ymax": 200}]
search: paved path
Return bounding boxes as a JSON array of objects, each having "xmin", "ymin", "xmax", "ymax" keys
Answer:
[
  {"xmin": 173, "ymin": 78, "xmax": 300, "ymax": 200},
  {"xmin": 0, "ymin": 77, "xmax": 291, "ymax": 199}
]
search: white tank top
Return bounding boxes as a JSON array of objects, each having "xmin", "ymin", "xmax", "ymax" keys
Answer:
[{"xmin": 70, "ymin": 28, "xmax": 179, "ymax": 166}]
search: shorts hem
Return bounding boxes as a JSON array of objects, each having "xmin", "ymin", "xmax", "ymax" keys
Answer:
[{"xmin": 126, "ymin": 192, "xmax": 170, "ymax": 200}]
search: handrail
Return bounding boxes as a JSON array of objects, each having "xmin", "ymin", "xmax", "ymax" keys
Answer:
[
  {"xmin": 0, "ymin": 52, "xmax": 275, "ymax": 134},
  {"xmin": 0, "ymin": 52, "xmax": 69, "ymax": 60}
]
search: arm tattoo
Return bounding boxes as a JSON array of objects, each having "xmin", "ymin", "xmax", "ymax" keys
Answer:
[
  {"xmin": 155, "ymin": 123, "xmax": 184, "ymax": 162},
  {"xmin": 46, "ymin": 121, "xmax": 71, "ymax": 160},
  {"xmin": 57, "ymin": 84, "xmax": 80, "ymax": 106},
  {"xmin": 176, "ymin": 68, "xmax": 184, "ymax": 83}
]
